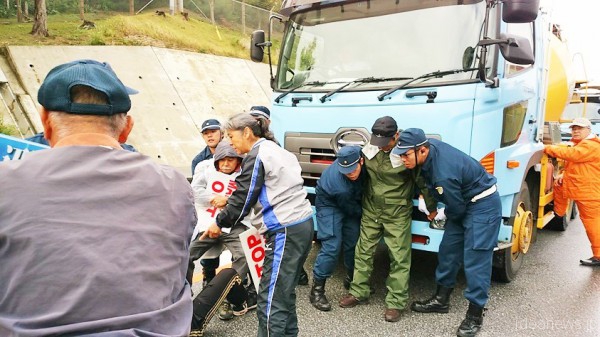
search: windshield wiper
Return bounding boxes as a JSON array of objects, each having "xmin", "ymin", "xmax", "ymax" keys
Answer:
[
  {"xmin": 274, "ymin": 81, "xmax": 326, "ymax": 103},
  {"xmin": 377, "ymin": 68, "xmax": 479, "ymax": 101},
  {"xmin": 319, "ymin": 77, "xmax": 412, "ymax": 103}
]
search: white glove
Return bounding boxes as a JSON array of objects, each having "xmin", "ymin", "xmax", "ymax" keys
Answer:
[
  {"xmin": 434, "ymin": 208, "xmax": 446, "ymax": 221},
  {"xmin": 418, "ymin": 196, "xmax": 429, "ymax": 215}
]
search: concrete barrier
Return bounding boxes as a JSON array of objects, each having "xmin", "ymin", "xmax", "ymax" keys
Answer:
[{"xmin": 4, "ymin": 46, "xmax": 272, "ymax": 176}]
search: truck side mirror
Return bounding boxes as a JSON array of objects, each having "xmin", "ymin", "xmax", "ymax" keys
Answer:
[
  {"xmin": 251, "ymin": 30, "xmax": 266, "ymax": 62},
  {"xmin": 502, "ymin": 0, "xmax": 539, "ymax": 23},
  {"xmin": 498, "ymin": 33, "xmax": 534, "ymax": 65}
]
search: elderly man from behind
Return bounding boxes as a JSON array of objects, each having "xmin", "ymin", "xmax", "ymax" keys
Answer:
[
  {"xmin": 0, "ymin": 60, "xmax": 196, "ymax": 336},
  {"xmin": 545, "ymin": 117, "xmax": 600, "ymax": 266}
]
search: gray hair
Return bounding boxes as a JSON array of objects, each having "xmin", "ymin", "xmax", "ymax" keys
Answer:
[
  {"xmin": 47, "ymin": 111, "xmax": 128, "ymax": 139},
  {"xmin": 224, "ymin": 113, "xmax": 275, "ymax": 142},
  {"xmin": 46, "ymin": 84, "xmax": 128, "ymax": 139}
]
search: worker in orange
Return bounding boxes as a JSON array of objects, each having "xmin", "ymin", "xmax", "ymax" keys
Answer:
[{"xmin": 544, "ymin": 117, "xmax": 600, "ymax": 266}]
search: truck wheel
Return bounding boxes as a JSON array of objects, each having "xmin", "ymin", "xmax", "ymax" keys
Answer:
[
  {"xmin": 546, "ymin": 200, "xmax": 576, "ymax": 231},
  {"xmin": 492, "ymin": 183, "xmax": 533, "ymax": 283}
]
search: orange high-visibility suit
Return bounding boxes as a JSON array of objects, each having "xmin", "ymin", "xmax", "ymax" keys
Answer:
[{"xmin": 545, "ymin": 136, "xmax": 600, "ymax": 258}]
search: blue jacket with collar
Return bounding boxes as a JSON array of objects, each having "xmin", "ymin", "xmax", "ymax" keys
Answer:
[
  {"xmin": 315, "ymin": 160, "xmax": 364, "ymax": 219},
  {"xmin": 191, "ymin": 146, "xmax": 213, "ymax": 176},
  {"xmin": 421, "ymin": 139, "xmax": 496, "ymax": 220}
]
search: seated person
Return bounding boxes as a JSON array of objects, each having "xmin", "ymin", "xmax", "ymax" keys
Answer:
[
  {"xmin": 188, "ymin": 141, "xmax": 254, "ymax": 319},
  {"xmin": 190, "ymin": 268, "xmax": 247, "ymax": 336}
]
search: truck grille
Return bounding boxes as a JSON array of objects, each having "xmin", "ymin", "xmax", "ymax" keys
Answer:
[{"xmin": 284, "ymin": 132, "xmax": 335, "ymax": 187}]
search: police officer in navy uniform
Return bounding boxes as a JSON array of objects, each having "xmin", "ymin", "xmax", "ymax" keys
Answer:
[
  {"xmin": 310, "ymin": 146, "xmax": 365, "ymax": 311},
  {"xmin": 392, "ymin": 128, "xmax": 501, "ymax": 337},
  {"xmin": 191, "ymin": 119, "xmax": 224, "ymax": 176}
]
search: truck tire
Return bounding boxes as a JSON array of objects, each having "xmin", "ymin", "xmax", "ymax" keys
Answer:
[
  {"xmin": 545, "ymin": 201, "xmax": 577, "ymax": 231},
  {"xmin": 492, "ymin": 183, "xmax": 533, "ymax": 283}
]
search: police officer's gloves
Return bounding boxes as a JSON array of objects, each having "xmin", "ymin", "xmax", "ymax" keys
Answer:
[
  {"xmin": 430, "ymin": 208, "xmax": 447, "ymax": 230},
  {"xmin": 418, "ymin": 196, "xmax": 429, "ymax": 215},
  {"xmin": 434, "ymin": 208, "xmax": 446, "ymax": 221}
]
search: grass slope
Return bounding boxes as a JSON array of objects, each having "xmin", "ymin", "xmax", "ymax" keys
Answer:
[{"xmin": 0, "ymin": 11, "xmax": 253, "ymax": 59}]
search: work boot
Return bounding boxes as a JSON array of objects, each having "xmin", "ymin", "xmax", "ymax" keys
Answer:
[
  {"xmin": 309, "ymin": 278, "xmax": 331, "ymax": 311},
  {"xmin": 384, "ymin": 308, "xmax": 402, "ymax": 322},
  {"xmin": 411, "ymin": 285, "xmax": 453, "ymax": 313},
  {"xmin": 298, "ymin": 267, "xmax": 309, "ymax": 286},
  {"xmin": 343, "ymin": 270, "xmax": 353, "ymax": 290},
  {"xmin": 456, "ymin": 302, "xmax": 485, "ymax": 337},
  {"xmin": 339, "ymin": 293, "xmax": 368, "ymax": 308}
]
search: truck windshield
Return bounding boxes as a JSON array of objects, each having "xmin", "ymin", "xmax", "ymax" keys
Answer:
[{"xmin": 275, "ymin": 0, "xmax": 497, "ymax": 92}]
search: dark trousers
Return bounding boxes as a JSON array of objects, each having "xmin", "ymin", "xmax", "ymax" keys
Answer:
[
  {"xmin": 435, "ymin": 192, "xmax": 501, "ymax": 307},
  {"xmin": 257, "ymin": 219, "xmax": 313, "ymax": 337},
  {"xmin": 191, "ymin": 268, "xmax": 247, "ymax": 332},
  {"xmin": 187, "ymin": 225, "xmax": 248, "ymax": 285},
  {"xmin": 312, "ymin": 206, "xmax": 360, "ymax": 280},
  {"xmin": 200, "ymin": 258, "xmax": 219, "ymax": 279}
]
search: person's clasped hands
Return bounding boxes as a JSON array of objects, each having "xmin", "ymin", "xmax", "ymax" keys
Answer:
[{"xmin": 418, "ymin": 195, "xmax": 446, "ymax": 222}]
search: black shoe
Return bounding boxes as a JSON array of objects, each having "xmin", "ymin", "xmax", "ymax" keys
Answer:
[
  {"xmin": 309, "ymin": 278, "xmax": 332, "ymax": 311},
  {"xmin": 456, "ymin": 302, "xmax": 485, "ymax": 337},
  {"xmin": 580, "ymin": 257, "xmax": 600, "ymax": 266},
  {"xmin": 298, "ymin": 268, "xmax": 309, "ymax": 286},
  {"xmin": 218, "ymin": 301, "xmax": 234, "ymax": 321},
  {"xmin": 411, "ymin": 285, "xmax": 453, "ymax": 313}
]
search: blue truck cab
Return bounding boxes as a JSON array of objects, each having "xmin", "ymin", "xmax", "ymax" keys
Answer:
[{"xmin": 251, "ymin": 0, "xmax": 572, "ymax": 282}]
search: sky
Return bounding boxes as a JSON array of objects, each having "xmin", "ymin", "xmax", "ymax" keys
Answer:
[{"xmin": 543, "ymin": 0, "xmax": 599, "ymax": 84}]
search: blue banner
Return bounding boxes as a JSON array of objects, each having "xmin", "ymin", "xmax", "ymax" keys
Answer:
[{"xmin": 0, "ymin": 133, "xmax": 49, "ymax": 162}]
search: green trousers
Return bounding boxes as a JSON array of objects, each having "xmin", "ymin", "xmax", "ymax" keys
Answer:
[{"xmin": 349, "ymin": 205, "xmax": 412, "ymax": 309}]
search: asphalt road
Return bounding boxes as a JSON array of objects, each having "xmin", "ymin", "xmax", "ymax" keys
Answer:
[{"xmin": 197, "ymin": 218, "xmax": 600, "ymax": 337}]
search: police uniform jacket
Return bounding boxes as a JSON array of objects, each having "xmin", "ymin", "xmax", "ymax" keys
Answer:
[
  {"xmin": 191, "ymin": 146, "xmax": 213, "ymax": 175},
  {"xmin": 315, "ymin": 161, "xmax": 365, "ymax": 219},
  {"xmin": 421, "ymin": 139, "xmax": 496, "ymax": 220}
]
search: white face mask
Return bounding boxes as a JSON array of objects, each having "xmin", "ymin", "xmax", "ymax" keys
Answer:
[{"xmin": 390, "ymin": 153, "xmax": 404, "ymax": 168}]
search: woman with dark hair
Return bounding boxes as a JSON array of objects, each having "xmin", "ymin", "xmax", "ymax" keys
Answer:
[{"xmin": 202, "ymin": 113, "xmax": 313, "ymax": 337}]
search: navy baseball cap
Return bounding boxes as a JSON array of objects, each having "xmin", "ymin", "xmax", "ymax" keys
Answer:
[
  {"xmin": 200, "ymin": 119, "xmax": 221, "ymax": 133},
  {"xmin": 392, "ymin": 128, "xmax": 429, "ymax": 156},
  {"xmin": 370, "ymin": 116, "xmax": 398, "ymax": 147},
  {"xmin": 37, "ymin": 59, "xmax": 137, "ymax": 115},
  {"xmin": 336, "ymin": 146, "xmax": 362, "ymax": 175},
  {"xmin": 249, "ymin": 105, "xmax": 271, "ymax": 119}
]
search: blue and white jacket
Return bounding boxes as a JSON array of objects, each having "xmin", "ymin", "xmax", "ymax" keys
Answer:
[{"xmin": 216, "ymin": 139, "xmax": 313, "ymax": 232}]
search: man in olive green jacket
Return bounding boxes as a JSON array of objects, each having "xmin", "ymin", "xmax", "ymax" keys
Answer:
[{"xmin": 339, "ymin": 116, "xmax": 437, "ymax": 322}]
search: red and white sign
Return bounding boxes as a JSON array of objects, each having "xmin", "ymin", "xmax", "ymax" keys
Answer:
[
  {"xmin": 193, "ymin": 171, "xmax": 237, "ymax": 239},
  {"xmin": 239, "ymin": 226, "xmax": 265, "ymax": 292}
]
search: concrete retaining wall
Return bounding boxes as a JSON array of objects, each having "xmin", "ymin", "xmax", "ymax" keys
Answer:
[{"xmin": 3, "ymin": 46, "xmax": 272, "ymax": 176}]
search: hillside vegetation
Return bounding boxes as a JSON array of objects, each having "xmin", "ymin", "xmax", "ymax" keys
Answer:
[
  {"xmin": 0, "ymin": 10, "xmax": 280, "ymax": 59},
  {"xmin": 0, "ymin": 9, "xmax": 281, "ymax": 134}
]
